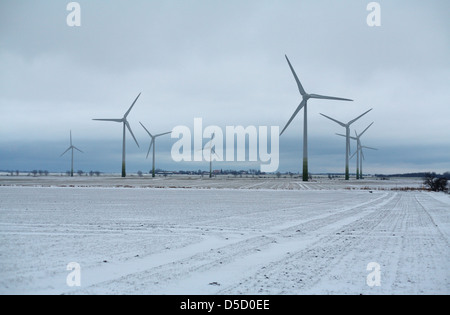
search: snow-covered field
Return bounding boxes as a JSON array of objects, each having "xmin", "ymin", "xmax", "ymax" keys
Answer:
[{"xmin": 0, "ymin": 176, "xmax": 448, "ymax": 295}]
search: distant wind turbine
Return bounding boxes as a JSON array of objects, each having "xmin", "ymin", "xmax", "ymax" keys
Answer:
[
  {"xmin": 139, "ymin": 122, "xmax": 171, "ymax": 178},
  {"xmin": 281, "ymin": 55, "xmax": 353, "ymax": 181},
  {"xmin": 200, "ymin": 132, "xmax": 219, "ymax": 178},
  {"xmin": 320, "ymin": 109, "xmax": 372, "ymax": 180},
  {"xmin": 337, "ymin": 122, "xmax": 374, "ymax": 179},
  {"xmin": 351, "ymin": 128, "xmax": 377, "ymax": 179},
  {"xmin": 356, "ymin": 145, "xmax": 378, "ymax": 179},
  {"xmin": 93, "ymin": 93, "xmax": 141, "ymax": 177},
  {"xmin": 60, "ymin": 130, "xmax": 83, "ymax": 177}
]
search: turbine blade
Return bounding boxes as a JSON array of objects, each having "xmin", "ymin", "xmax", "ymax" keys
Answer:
[
  {"xmin": 359, "ymin": 122, "xmax": 374, "ymax": 137},
  {"xmin": 310, "ymin": 94, "xmax": 353, "ymax": 102},
  {"xmin": 60, "ymin": 147, "xmax": 71, "ymax": 157},
  {"xmin": 73, "ymin": 146, "xmax": 84, "ymax": 153},
  {"xmin": 93, "ymin": 118, "xmax": 123, "ymax": 122},
  {"xmin": 125, "ymin": 121, "xmax": 139, "ymax": 148},
  {"xmin": 350, "ymin": 150, "xmax": 357, "ymax": 160},
  {"xmin": 209, "ymin": 147, "xmax": 221, "ymax": 160},
  {"xmin": 70, "ymin": 130, "xmax": 72, "ymax": 146},
  {"xmin": 320, "ymin": 113, "xmax": 346, "ymax": 127},
  {"xmin": 280, "ymin": 99, "xmax": 306, "ymax": 136},
  {"xmin": 124, "ymin": 93, "xmax": 141, "ymax": 118},
  {"xmin": 336, "ymin": 133, "xmax": 357, "ymax": 141},
  {"xmin": 349, "ymin": 108, "xmax": 373, "ymax": 125},
  {"xmin": 155, "ymin": 131, "xmax": 171, "ymax": 138},
  {"xmin": 139, "ymin": 122, "xmax": 153, "ymax": 137},
  {"xmin": 146, "ymin": 139, "xmax": 154, "ymax": 159},
  {"xmin": 362, "ymin": 146, "xmax": 377, "ymax": 150},
  {"xmin": 285, "ymin": 55, "xmax": 306, "ymax": 95}
]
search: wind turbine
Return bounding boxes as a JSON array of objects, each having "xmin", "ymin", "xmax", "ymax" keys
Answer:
[
  {"xmin": 280, "ymin": 55, "xmax": 353, "ymax": 181},
  {"xmin": 354, "ymin": 145, "xmax": 378, "ymax": 179},
  {"xmin": 139, "ymin": 122, "xmax": 171, "ymax": 178},
  {"xmin": 60, "ymin": 130, "xmax": 83, "ymax": 177},
  {"xmin": 93, "ymin": 93, "xmax": 141, "ymax": 177},
  {"xmin": 200, "ymin": 133, "xmax": 219, "ymax": 178},
  {"xmin": 337, "ymin": 122, "xmax": 374, "ymax": 179},
  {"xmin": 320, "ymin": 109, "xmax": 373, "ymax": 180},
  {"xmin": 350, "ymin": 128, "xmax": 377, "ymax": 179}
]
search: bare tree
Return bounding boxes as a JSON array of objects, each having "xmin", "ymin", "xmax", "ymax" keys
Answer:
[{"xmin": 423, "ymin": 173, "xmax": 448, "ymax": 192}]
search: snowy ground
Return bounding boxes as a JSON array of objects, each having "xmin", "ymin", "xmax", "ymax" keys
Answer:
[{"xmin": 0, "ymin": 176, "xmax": 448, "ymax": 295}]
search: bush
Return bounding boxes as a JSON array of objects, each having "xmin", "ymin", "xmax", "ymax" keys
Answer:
[{"xmin": 423, "ymin": 173, "xmax": 448, "ymax": 192}]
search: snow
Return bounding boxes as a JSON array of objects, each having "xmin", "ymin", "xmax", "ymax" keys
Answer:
[{"xmin": 0, "ymin": 176, "xmax": 448, "ymax": 295}]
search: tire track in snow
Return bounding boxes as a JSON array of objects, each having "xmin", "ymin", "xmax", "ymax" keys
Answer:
[
  {"xmin": 217, "ymin": 192, "xmax": 403, "ymax": 294},
  {"xmin": 390, "ymin": 193, "xmax": 449, "ymax": 294},
  {"xmin": 223, "ymin": 192, "xmax": 449, "ymax": 294},
  {"xmin": 61, "ymin": 192, "xmax": 395, "ymax": 294}
]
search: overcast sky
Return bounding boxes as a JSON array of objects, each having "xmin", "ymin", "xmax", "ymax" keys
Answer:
[{"xmin": 0, "ymin": 0, "xmax": 449, "ymax": 174}]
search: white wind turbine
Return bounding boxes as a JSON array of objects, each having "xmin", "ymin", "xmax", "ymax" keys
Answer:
[
  {"xmin": 281, "ymin": 55, "xmax": 353, "ymax": 181},
  {"xmin": 60, "ymin": 130, "xmax": 83, "ymax": 177},
  {"xmin": 337, "ymin": 122, "xmax": 375, "ymax": 179},
  {"xmin": 201, "ymin": 132, "xmax": 219, "ymax": 178},
  {"xmin": 139, "ymin": 122, "xmax": 171, "ymax": 178},
  {"xmin": 93, "ymin": 93, "xmax": 141, "ymax": 177},
  {"xmin": 320, "ymin": 109, "xmax": 372, "ymax": 180},
  {"xmin": 351, "ymin": 130, "xmax": 377, "ymax": 179}
]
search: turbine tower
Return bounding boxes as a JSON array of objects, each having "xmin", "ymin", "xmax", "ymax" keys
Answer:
[
  {"xmin": 320, "ymin": 109, "xmax": 372, "ymax": 180},
  {"xmin": 93, "ymin": 93, "xmax": 141, "ymax": 177},
  {"xmin": 60, "ymin": 130, "xmax": 83, "ymax": 177},
  {"xmin": 139, "ymin": 122, "xmax": 171, "ymax": 178},
  {"xmin": 280, "ymin": 55, "xmax": 353, "ymax": 181},
  {"xmin": 206, "ymin": 133, "xmax": 219, "ymax": 178}
]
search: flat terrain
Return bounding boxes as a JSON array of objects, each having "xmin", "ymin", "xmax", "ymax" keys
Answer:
[
  {"xmin": 0, "ymin": 176, "xmax": 448, "ymax": 295},
  {"xmin": 0, "ymin": 174, "xmax": 425, "ymax": 190}
]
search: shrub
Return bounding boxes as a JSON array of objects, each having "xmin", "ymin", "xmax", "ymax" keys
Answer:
[{"xmin": 423, "ymin": 173, "xmax": 448, "ymax": 192}]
